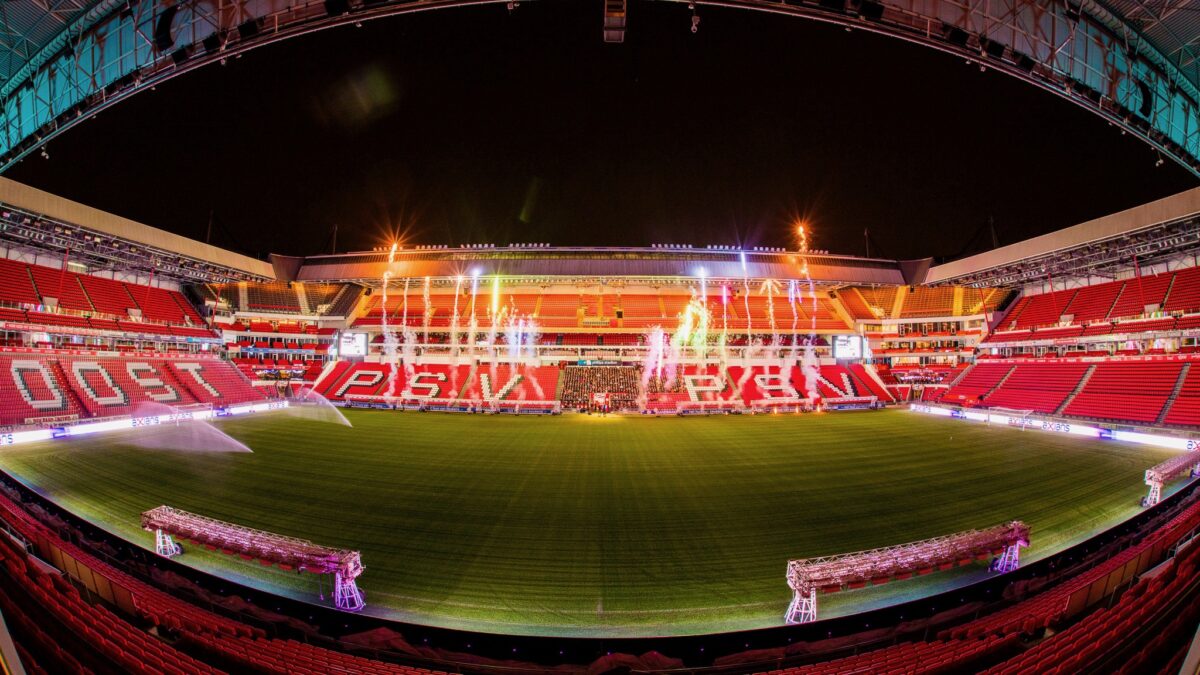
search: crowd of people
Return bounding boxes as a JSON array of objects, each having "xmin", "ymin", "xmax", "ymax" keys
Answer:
[{"xmin": 559, "ymin": 366, "xmax": 644, "ymax": 411}]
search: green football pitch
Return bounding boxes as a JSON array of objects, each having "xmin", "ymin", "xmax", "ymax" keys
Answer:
[{"xmin": 0, "ymin": 407, "xmax": 1178, "ymax": 637}]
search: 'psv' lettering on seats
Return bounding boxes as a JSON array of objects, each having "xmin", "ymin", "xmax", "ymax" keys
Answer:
[
  {"xmin": 72, "ymin": 361, "xmax": 129, "ymax": 407},
  {"xmin": 11, "ymin": 360, "xmax": 66, "ymax": 411},
  {"xmin": 754, "ymin": 373, "xmax": 798, "ymax": 399},
  {"xmin": 684, "ymin": 374, "xmax": 724, "ymax": 402},
  {"xmin": 175, "ymin": 363, "xmax": 221, "ymax": 398},
  {"xmin": 127, "ymin": 362, "xmax": 181, "ymax": 403},
  {"xmin": 334, "ymin": 371, "xmax": 384, "ymax": 398},
  {"xmin": 480, "ymin": 373, "xmax": 522, "ymax": 400},
  {"xmin": 406, "ymin": 372, "xmax": 445, "ymax": 399}
]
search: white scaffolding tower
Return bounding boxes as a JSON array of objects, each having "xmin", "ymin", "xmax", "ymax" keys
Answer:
[
  {"xmin": 141, "ymin": 505, "xmax": 366, "ymax": 611},
  {"xmin": 1144, "ymin": 450, "xmax": 1200, "ymax": 507},
  {"xmin": 785, "ymin": 521, "xmax": 1030, "ymax": 624}
]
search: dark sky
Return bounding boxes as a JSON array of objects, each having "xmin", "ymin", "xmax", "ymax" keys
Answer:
[{"xmin": 6, "ymin": 1, "xmax": 1197, "ymax": 261}]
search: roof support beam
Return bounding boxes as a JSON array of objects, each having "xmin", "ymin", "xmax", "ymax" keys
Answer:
[{"xmin": 2, "ymin": 0, "xmax": 1200, "ymax": 177}]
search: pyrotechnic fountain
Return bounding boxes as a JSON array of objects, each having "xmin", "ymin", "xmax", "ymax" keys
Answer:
[
  {"xmin": 797, "ymin": 225, "xmax": 821, "ymax": 402},
  {"xmin": 785, "ymin": 280, "xmax": 798, "ymax": 365},
  {"xmin": 763, "ymin": 277, "xmax": 779, "ymax": 360},
  {"xmin": 468, "ymin": 271, "xmax": 480, "ymax": 362},
  {"xmin": 736, "ymin": 252, "xmax": 757, "ymax": 392},
  {"xmin": 504, "ymin": 311, "xmax": 545, "ymax": 399},
  {"xmin": 399, "ymin": 277, "xmax": 417, "ymax": 386},
  {"xmin": 640, "ymin": 326, "xmax": 668, "ymax": 405},
  {"xmin": 671, "ymin": 295, "xmax": 710, "ymax": 363},
  {"xmin": 450, "ymin": 275, "xmax": 463, "ymax": 361},
  {"xmin": 422, "ymin": 276, "xmax": 432, "ymax": 346},
  {"xmin": 637, "ymin": 295, "xmax": 713, "ymax": 403},
  {"xmin": 719, "ymin": 284, "xmax": 730, "ymax": 372},
  {"xmin": 379, "ymin": 243, "xmax": 402, "ymax": 397},
  {"xmin": 633, "ymin": 229, "xmax": 822, "ymax": 410},
  {"xmin": 487, "ymin": 275, "xmax": 501, "ymax": 388}
]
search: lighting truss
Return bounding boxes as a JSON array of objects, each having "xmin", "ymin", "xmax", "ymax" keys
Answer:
[
  {"xmin": 937, "ymin": 218, "xmax": 1200, "ymax": 288},
  {"xmin": 0, "ymin": 205, "xmax": 269, "ymax": 284},
  {"xmin": 6, "ymin": 0, "xmax": 1200, "ymax": 178},
  {"xmin": 784, "ymin": 520, "xmax": 1030, "ymax": 624},
  {"xmin": 141, "ymin": 505, "xmax": 365, "ymax": 611},
  {"xmin": 1143, "ymin": 450, "xmax": 1200, "ymax": 507}
]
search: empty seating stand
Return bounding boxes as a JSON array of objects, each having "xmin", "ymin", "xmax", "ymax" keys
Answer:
[
  {"xmin": 837, "ymin": 287, "xmax": 876, "ymax": 320},
  {"xmin": 855, "ymin": 286, "xmax": 897, "ymax": 319},
  {"xmin": 0, "ymin": 258, "xmax": 41, "ymax": 305},
  {"xmin": 1061, "ymin": 282, "xmax": 1122, "ymax": 324},
  {"xmin": 27, "ymin": 264, "xmax": 93, "ymax": 312},
  {"xmin": 983, "ymin": 362, "xmax": 1090, "ymax": 414},
  {"xmin": 898, "ymin": 286, "xmax": 955, "ymax": 318},
  {"xmin": 1163, "ymin": 365, "xmax": 1200, "ymax": 427},
  {"xmin": 942, "ymin": 363, "xmax": 1013, "ymax": 405},
  {"xmin": 1164, "ymin": 266, "xmax": 1200, "ymax": 314},
  {"xmin": 1006, "ymin": 290, "xmax": 1074, "ymax": 329},
  {"xmin": 991, "ymin": 265, "xmax": 1200, "ymax": 341},
  {"xmin": 0, "ymin": 535, "xmax": 220, "ymax": 675},
  {"xmin": 78, "ymin": 275, "xmax": 138, "ymax": 316},
  {"xmin": 1064, "ymin": 361, "xmax": 1182, "ymax": 423},
  {"xmin": 1109, "ymin": 272, "xmax": 1173, "ymax": 319},
  {"xmin": 0, "ymin": 257, "xmax": 212, "ymax": 339},
  {"xmin": 245, "ymin": 283, "xmax": 302, "ymax": 313}
]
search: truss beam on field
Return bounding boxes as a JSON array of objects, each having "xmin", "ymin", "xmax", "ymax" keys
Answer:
[
  {"xmin": 4, "ymin": 0, "xmax": 1200, "ymax": 175},
  {"xmin": 785, "ymin": 520, "xmax": 1030, "ymax": 623},
  {"xmin": 141, "ymin": 505, "xmax": 365, "ymax": 610},
  {"xmin": 1144, "ymin": 450, "xmax": 1200, "ymax": 507}
]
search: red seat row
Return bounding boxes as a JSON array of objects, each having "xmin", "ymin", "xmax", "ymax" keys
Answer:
[
  {"xmin": 1000, "ymin": 266, "xmax": 1200, "ymax": 331},
  {"xmin": 0, "ymin": 487, "xmax": 454, "ymax": 675},
  {"xmin": 756, "ymin": 633, "xmax": 1018, "ymax": 674},
  {"xmin": 0, "ymin": 257, "xmax": 206, "ymax": 331},
  {"xmin": 981, "ymin": 528, "xmax": 1200, "ymax": 674},
  {"xmin": 0, "ymin": 512, "xmax": 219, "ymax": 674},
  {"xmin": 939, "ymin": 493, "xmax": 1200, "ymax": 641}
]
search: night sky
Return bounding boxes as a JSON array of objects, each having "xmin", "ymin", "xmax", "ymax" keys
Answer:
[{"xmin": 6, "ymin": 1, "xmax": 1197, "ymax": 261}]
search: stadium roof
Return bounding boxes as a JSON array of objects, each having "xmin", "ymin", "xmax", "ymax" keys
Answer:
[
  {"xmin": 1101, "ymin": 0, "xmax": 1200, "ymax": 90},
  {"xmin": 0, "ymin": 176, "xmax": 275, "ymax": 282},
  {"xmin": 2, "ymin": 0, "xmax": 1199, "ymax": 94},
  {"xmin": 925, "ymin": 185, "xmax": 1200, "ymax": 287},
  {"xmin": 4, "ymin": 0, "xmax": 1200, "ymax": 180},
  {"xmin": 0, "ymin": 0, "xmax": 95, "ymax": 88},
  {"xmin": 294, "ymin": 247, "xmax": 907, "ymax": 286}
]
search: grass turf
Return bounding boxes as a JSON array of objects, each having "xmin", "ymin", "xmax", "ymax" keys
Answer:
[{"xmin": 0, "ymin": 407, "xmax": 1177, "ymax": 637}]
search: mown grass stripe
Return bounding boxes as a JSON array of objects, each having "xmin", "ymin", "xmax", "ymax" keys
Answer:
[{"xmin": 0, "ymin": 408, "xmax": 1173, "ymax": 637}]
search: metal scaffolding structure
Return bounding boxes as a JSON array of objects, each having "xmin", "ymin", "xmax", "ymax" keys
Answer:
[
  {"xmin": 1144, "ymin": 449, "xmax": 1200, "ymax": 507},
  {"xmin": 927, "ymin": 215, "xmax": 1200, "ymax": 288},
  {"xmin": 141, "ymin": 505, "xmax": 365, "ymax": 611},
  {"xmin": 2, "ymin": 0, "xmax": 1200, "ymax": 175},
  {"xmin": 785, "ymin": 520, "xmax": 1030, "ymax": 624},
  {"xmin": 0, "ymin": 205, "xmax": 263, "ymax": 283}
]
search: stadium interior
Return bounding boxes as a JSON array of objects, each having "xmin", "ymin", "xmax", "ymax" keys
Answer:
[
  {"xmin": 5, "ymin": 0, "xmax": 1200, "ymax": 671},
  {"xmin": 0, "ymin": 171, "xmax": 1196, "ymax": 674}
]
